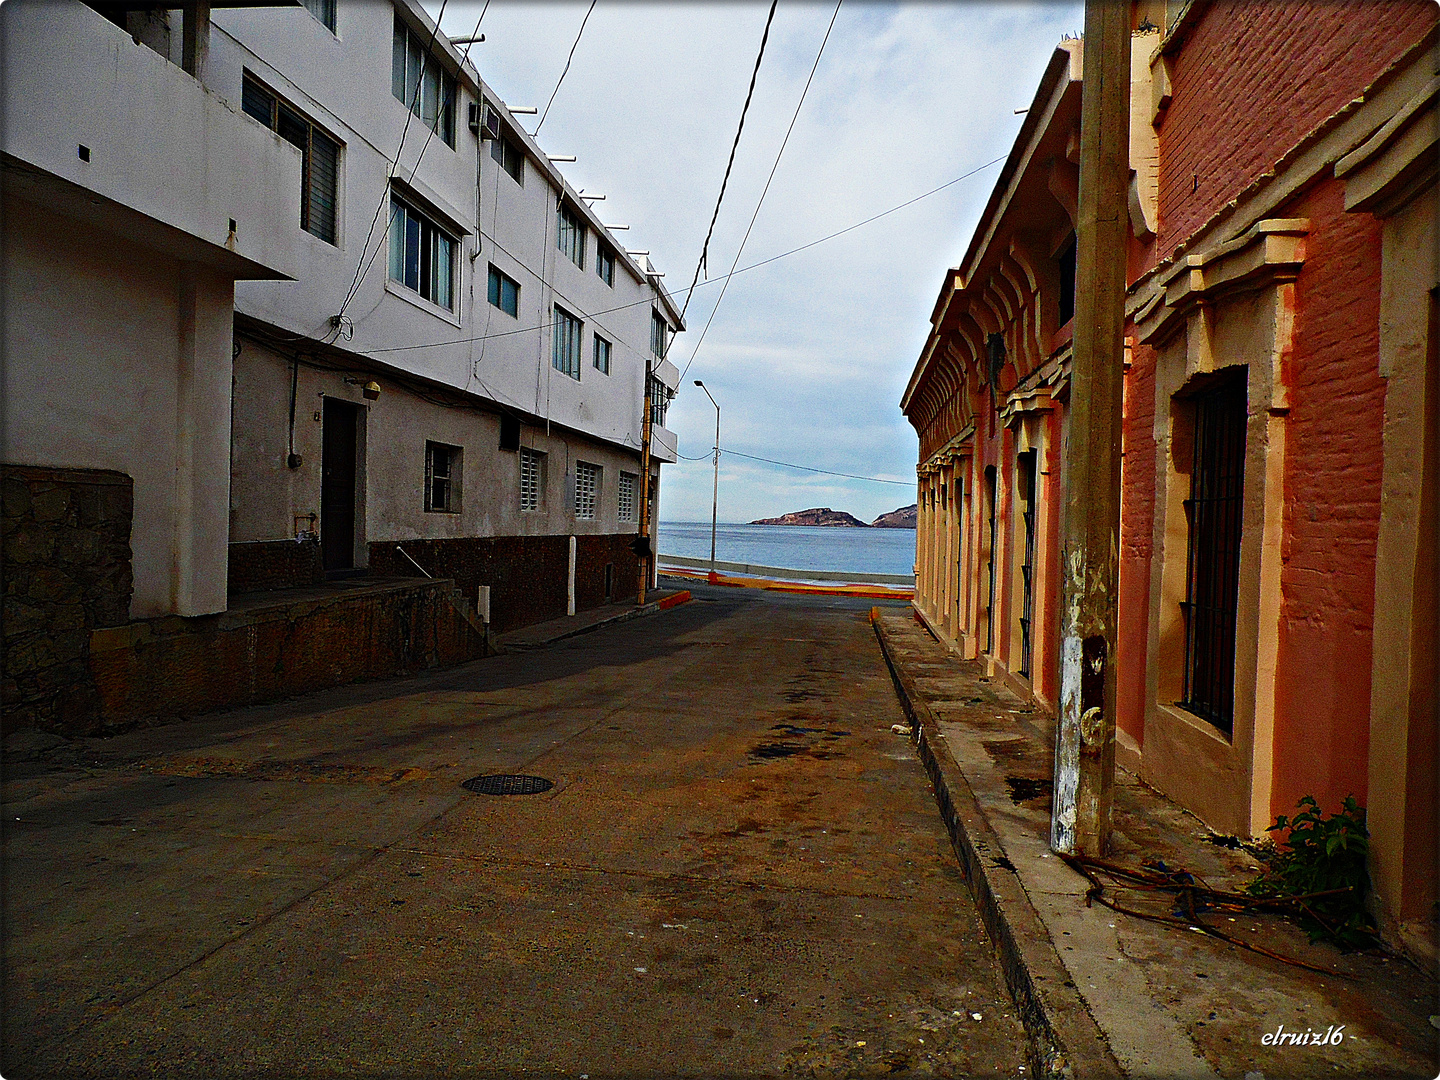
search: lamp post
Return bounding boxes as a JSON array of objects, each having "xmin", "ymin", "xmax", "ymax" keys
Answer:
[{"xmin": 694, "ymin": 380, "xmax": 720, "ymax": 584}]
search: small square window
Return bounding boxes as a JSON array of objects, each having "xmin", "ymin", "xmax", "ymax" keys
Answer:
[
  {"xmin": 488, "ymin": 265, "xmax": 519, "ymax": 317},
  {"xmin": 425, "ymin": 441, "xmax": 462, "ymax": 513},
  {"xmin": 593, "ymin": 333, "xmax": 611, "ymax": 375},
  {"xmin": 575, "ymin": 461, "xmax": 600, "ymax": 520}
]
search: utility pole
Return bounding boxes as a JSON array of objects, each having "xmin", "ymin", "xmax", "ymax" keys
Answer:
[
  {"xmin": 694, "ymin": 380, "xmax": 721, "ymax": 584},
  {"xmin": 1051, "ymin": 0, "xmax": 1131, "ymax": 857}
]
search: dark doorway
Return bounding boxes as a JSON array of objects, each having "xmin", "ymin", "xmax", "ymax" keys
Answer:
[
  {"xmin": 321, "ymin": 397, "xmax": 358, "ymax": 572},
  {"xmin": 1017, "ymin": 451, "xmax": 1038, "ymax": 679},
  {"xmin": 984, "ymin": 465, "xmax": 998, "ymax": 655}
]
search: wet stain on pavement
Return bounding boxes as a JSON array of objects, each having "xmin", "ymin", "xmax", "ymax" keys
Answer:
[{"xmin": 1004, "ymin": 776, "xmax": 1052, "ymax": 804}]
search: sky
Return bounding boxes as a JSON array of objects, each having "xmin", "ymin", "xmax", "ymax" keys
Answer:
[{"xmin": 427, "ymin": 0, "xmax": 1085, "ymax": 523}]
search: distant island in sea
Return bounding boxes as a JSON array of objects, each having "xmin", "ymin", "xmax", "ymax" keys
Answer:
[{"xmin": 749, "ymin": 505, "xmax": 917, "ymax": 529}]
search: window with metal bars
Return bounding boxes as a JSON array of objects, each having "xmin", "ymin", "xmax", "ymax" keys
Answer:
[
  {"xmin": 552, "ymin": 305, "xmax": 582, "ymax": 379},
  {"xmin": 241, "ymin": 74, "xmax": 339, "ymax": 244},
  {"xmin": 575, "ymin": 461, "xmax": 600, "ymax": 520},
  {"xmin": 1180, "ymin": 375, "xmax": 1248, "ymax": 735},
  {"xmin": 985, "ymin": 465, "xmax": 998, "ymax": 654},
  {"xmin": 519, "ymin": 448, "xmax": 543, "ymax": 511},
  {"xmin": 618, "ymin": 472, "xmax": 637, "ymax": 521},
  {"xmin": 648, "ymin": 375, "xmax": 671, "ymax": 428},
  {"xmin": 1017, "ymin": 451, "xmax": 1038, "ymax": 679}
]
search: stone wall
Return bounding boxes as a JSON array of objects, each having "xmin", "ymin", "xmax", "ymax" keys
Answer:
[
  {"xmin": 368, "ymin": 534, "xmax": 640, "ymax": 633},
  {"xmin": 2, "ymin": 465, "xmax": 133, "ymax": 735},
  {"xmin": 227, "ymin": 538, "xmax": 324, "ymax": 594}
]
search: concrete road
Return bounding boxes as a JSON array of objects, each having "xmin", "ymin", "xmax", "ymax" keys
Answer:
[{"xmin": 3, "ymin": 584, "xmax": 1030, "ymax": 1078}]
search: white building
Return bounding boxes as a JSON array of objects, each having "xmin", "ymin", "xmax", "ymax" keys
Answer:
[
  {"xmin": 207, "ymin": 0, "xmax": 684, "ymax": 626},
  {"xmin": 2, "ymin": 0, "xmax": 299, "ymax": 620}
]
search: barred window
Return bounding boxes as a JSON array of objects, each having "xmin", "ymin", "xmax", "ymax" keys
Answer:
[
  {"xmin": 575, "ymin": 461, "xmax": 600, "ymax": 520},
  {"xmin": 618, "ymin": 472, "xmax": 637, "ymax": 522},
  {"xmin": 648, "ymin": 375, "xmax": 670, "ymax": 428},
  {"xmin": 552, "ymin": 305, "xmax": 582, "ymax": 379},
  {"xmin": 520, "ymin": 447, "xmax": 542, "ymax": 512}
]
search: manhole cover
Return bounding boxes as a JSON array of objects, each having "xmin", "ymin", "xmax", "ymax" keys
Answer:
[{"xmin": 462, "ymin": 774, "xmax": 554, "ymax": 796}]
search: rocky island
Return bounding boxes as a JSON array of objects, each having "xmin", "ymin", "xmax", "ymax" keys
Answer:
[
  {"xmin": 870, "ymin": 504, "xmax": 917, "ymax": 528},
  {"xmin": 749, "ymin": 507, "xmax": 869, "ymax": 527}
]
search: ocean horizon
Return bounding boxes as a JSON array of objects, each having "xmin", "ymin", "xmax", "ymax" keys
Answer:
[{"xmin": 657, "ymin": 521, "xmax": 917, "ymax": 578}]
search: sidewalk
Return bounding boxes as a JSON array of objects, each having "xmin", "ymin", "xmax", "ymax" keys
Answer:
[
  {"xmin": 495, "ymin": 587, "xmax": 691, "ymax": 649},
  {"xmin": 872, "ymin": 609, "xmax": 1438, "ymax": 1080}
]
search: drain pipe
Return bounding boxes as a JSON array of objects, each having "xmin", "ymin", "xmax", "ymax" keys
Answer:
[{"xmin": 395, "ymin": 544, "xmax": 431, "ymax": 578}]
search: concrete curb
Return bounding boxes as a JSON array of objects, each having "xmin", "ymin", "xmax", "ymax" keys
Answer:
[
  {"xmin": 871, "ymin": 610, "xmax": 1123, "ymax": 1080},
  {"xmin": 499, "ymin": 591, "xmax": 692, "ymax": 649}
]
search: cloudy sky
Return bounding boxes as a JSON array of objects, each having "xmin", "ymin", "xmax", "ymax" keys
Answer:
[{"xmin": 428, "ymin": 1, "xmax": 1084, "ymax": 523}]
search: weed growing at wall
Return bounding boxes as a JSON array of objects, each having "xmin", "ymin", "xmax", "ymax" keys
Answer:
[{"xmin": 1247, "ymin": 794, "xmax": 1378, "ymax": 949}]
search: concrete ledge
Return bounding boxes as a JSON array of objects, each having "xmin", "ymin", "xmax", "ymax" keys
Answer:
[
  {"xmin": 498, "ymin": 590, "xmax": 692, "ymax": 649},
  {"xmin": 872, "ymin": 609, "xmax": 1122, "ymax": 1079},
  {"xmin": 659, "ymin": 552, "xmax": 913, "ymax": 586}
]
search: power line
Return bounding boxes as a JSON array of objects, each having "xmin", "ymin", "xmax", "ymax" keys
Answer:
[
  {"xmin": 679, "ymin": 446, "xmax": 912, "ymax": 487},
  {"xmin": 534, "ymin": 0, "xmax": 597, "ymax": 136},
  {"xmin": 359, "ymin": 153, "xmax": 1005, "ymax": 358},
  {"xmin": 677, "ymin": 0, "xmax": 778, "ymax": 324},
  {"xmin": 677, "ymin": 0, "xmax": 842, "ymax": 386}
]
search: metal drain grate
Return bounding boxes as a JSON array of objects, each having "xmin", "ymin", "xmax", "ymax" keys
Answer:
[{"xmin": 461, "ymin": 774, "xmax": 554, "ymax": 796}]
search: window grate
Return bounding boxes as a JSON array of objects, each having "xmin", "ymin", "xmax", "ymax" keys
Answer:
[
  {"xmin": 520, "ymin": 448, "xmax": 541, "ymax": 511},
  {"xmin": 1181, "ymin": 376, "xmax": 1247, "ymax": 735},
  {"xmin": 575, "ymin": 462, "xmax": 599, "ymax": 520},
  {"xmin": 618, "ymin": 472, "xmax": 636, "ymax": 522}
]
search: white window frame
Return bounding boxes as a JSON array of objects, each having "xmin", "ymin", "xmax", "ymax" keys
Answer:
[
  {"xmin": 520, "ymin": 447, "xmax": 543, "ymax": 512},
  {"xmin": 425, "ymin": 441, "xmax": 462, "ymax": 513},
  {"xmin": 389, "ymin": 194, "xmax": 457, "ymax": 311},
  {"xmin": 392, "ymin": 15, "xmax": 457, "ymax": 148},
  {"xmin": 618, "ymin": 472, "xmax": 637, "ymax": 522}
]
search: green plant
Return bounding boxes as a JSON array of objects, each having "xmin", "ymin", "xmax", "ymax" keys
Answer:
[{"xmin": 1246, "ymin": 794, "xmax": 1378, "ymax": 949}]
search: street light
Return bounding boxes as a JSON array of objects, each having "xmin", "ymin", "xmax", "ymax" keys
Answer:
[{"xmin": 694, "ymin": 380, "xmax": 720, "ymax": 584}]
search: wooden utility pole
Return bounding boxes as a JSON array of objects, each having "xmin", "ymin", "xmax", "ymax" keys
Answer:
[
  {"xmin": 1050, "ymin": 0, "xmax": 1131, "ymax": 857},
  {"xmin": 636, "ymin": 356, "xmax": 654, "ymax": 605}
]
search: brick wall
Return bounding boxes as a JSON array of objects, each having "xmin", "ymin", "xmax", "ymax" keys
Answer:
[
  {"xmin": 2, "ymin": 465, "xmax": 132, "ymax": 735},
  {"xmin": 1155, "ymin": 0, "xmax": 1435, "ymax": 259},
  {"xmin": 367, "ymin": 533, "xmax": 640, "ymax": 633},
  {"xmin": 1269, "ymin": 177, "xmax": 1387, "ymax": 819},
  {"xmin": 1117, "ymin": 344, "xmax": 1160, "ymax": 743},
  {"xmin": 227, "ymin": 539, "xmax": 324, "ymax": 594}
]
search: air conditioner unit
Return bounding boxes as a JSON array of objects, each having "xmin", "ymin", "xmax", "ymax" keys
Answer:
[{"xmin": 472, "ymin": 104, "xmax": 501, "ymax": 140}]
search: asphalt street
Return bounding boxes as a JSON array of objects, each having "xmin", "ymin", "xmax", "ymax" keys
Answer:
[{"xmin": 3, "ymin": 583, "xmax": 1031, "ymax": 1078}]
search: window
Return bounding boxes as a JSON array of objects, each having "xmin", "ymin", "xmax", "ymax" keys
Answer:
[
  {"xmin": 984, "ymin": 466, "xmax": 998, "ymax": 654},
  {"xmin": 648, "ymin": 375, "xmax": 670, "ymax": 428},
  {"xmin": 1181, "ymin": 376, "xmax": 1248, "ymax": 735},
  {"xmin": 618, "ymin": 472, "xmax": 637, "ymax": 522},
  {"xmin": 593, "ymin": 333, "xmax": 611, "ymax": 375},
  {"xmin": 303, "ymin": 0, "xmax": 335, "ymax": 32},
  {"xmin": 392, "ymin": 15, "xmax": 456, "ymax": 148},
  {"xmin": 499, "ymin": 414, "xmax": 520, "ymax": 452},
  {"xmin": 425, "ymin": 441, "xmax": 461, "ymax": 512},
  {"xmin": 552, "ymin": 305, "xmax": 582, "ymax": 379},
  {"xmin": 651, "ymin": 310, "xmax": 669, "ymax": 359},
  {"xmin": 596, "ymin": 243, "xmax": 615, "ymax": 286},
  {"xmin": 575, "ymin": 461, "xmax": 600, "ymax": 520},
  {"xmin": 487, "ymin": 265, "xmax": 519, "ymax": 317},
  {"xmin": 491, "ymin": 131, "xmax": 523, "ymax": 184},
  {"xmin": 1057, "ymin": 234, "xmax": 1077, "ymax": 326},
  {"xmin": 389, "ymin": 195, "xmax": 455, "ymax": 310},
  {"xmin": 557, "ymin": 203, "xmax": 585, "ymax": 269},
  {"xmin": 242, "ymin": 74, "xmax": 339, "ymax": 244},
  {"xmin": 1016, "ymin": 451, "xmax": 1038, "ymax": 679},
  {"xmin": 520, "ymin": 447, "xmax": 543, "ymax": 511}
]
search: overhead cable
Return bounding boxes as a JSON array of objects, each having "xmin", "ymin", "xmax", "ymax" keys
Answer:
[
  {"xmin": 678, "ymin": 0, "xmax": 842, "ymax": 386},
  {"xmin": 534, "ymin": 0, "xmax": 597, "ymax": 136},
  {"xmin": 359, "ymin": 153, "xmax": 1004, "ymax": 359},
  {"xmin": 695, "ymin": 447, "xmax": 912, "ymax": 487},
  {"xmin": 677, "ymin": 0, "xmax": 779, "ymax": 323}
]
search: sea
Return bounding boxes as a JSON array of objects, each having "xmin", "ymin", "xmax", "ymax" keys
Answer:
[{"xmin": 656, "ymin": 521, "xmax": 917, "ymax": 579}]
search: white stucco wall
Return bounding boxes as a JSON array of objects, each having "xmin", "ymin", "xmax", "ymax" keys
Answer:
[
  {"xmin": 2, "ymin": 199, "xmax": 236, "ymax": 618},
  {"xmin": 210, "ymin": 0, "xmax": 680, "ymax": 470}
]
